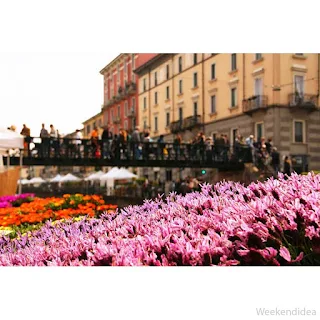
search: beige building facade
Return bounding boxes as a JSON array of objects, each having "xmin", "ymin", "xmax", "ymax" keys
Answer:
[
  {"xmin": 135, "ymin": 53, "xmax": 320, "ymax": 173},
  {"xmin": 82, "ymin": 112, "xmax": 103, "ymax": 139}
]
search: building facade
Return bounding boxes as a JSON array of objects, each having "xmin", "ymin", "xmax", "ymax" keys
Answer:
[
  {"xmin": 135, "ymin": 53, "xmax": 320, "ymax": 173},
  {"xmin": 100, "ymin": 53, "xmax": 157, "ymax": 135},
  {"xmin": 82, "ymin": 112, "xmax": 103, "ymax": 139}
]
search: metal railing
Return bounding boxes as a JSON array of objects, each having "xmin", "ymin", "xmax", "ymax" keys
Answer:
[
  {"xmin": 6, "ymin": 137, "xmax": 253, "ymax": 167},
  {"xmin": 182, "ymin": 115, "xmax": 202, "ymax": 130},
  {"xmin": 288, "ymin": 93, "xmax": 317, "ymax": 108},
  {"xmin": 243, "ymin": 95, "xmax": 268, "ymax": 113},
  {"xmin": 170, "ymin": 115, "xmax": 202, "ymax": 133}
]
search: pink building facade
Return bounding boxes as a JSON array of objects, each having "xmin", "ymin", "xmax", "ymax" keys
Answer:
[{"xmin": 100, "ymin": 53, "xmax": 157, "ymax": 135}]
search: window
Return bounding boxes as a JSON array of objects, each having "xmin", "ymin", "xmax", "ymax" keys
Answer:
[
  {"xmin": 254, "ymin": 78, "xmax": 263, "ymax": 107},
  {"xmin": 124, "ymin": 62, "xmax": 127, "ymax": 78},
  {"xmin": 294, "ymin": 120, "xmax": 304, "ymax": 143},
  {"xmin": 131, "ymin": 53, "xmax": 135, "ymax": 81},
  {"xmin": 154, "ymin": 72, "xmax": 157, "ymax": 86},
  {"xmin": 254, "ymin": 78, "xmax": 263, "ymax": 96},
  {"xmin": 166, "ymin": 86, "xmax": 170, "ymax": 100},
  {"xmin": 255, "ymin": 122, "xmax": 264, "ymax": 141},
  {"xmin": 179, "ymin": 107, "xmax": 183, "ymax": 122},
  {"xmin": 143, "ymin": 97, "xmax": 147, "ymax": 110},
  {"xmin": 231, "ymin": 53, "xmax": 237, "ymax": 71},
  {"xmin": 166, "ymin": 64, "xmax": 170, "ymax": 80},
  {"xmin": 193, "ymin": 72, "xmax": 198, "ymax": 88},
  {"xmin": 211, "ymin": 64, "xmax": 216, "ymax": 80},
  {"xmin": 143, "ymin": 78, "xmax": 146, "ymax": 92},
  {"xmin": 124, "ymin": 120, "xmax": 128, "ymax": 130},
  {"xmin": 154, "ymin": 116, "xmax": 158, "ymax": 131},
  {"xmin": 193, "ymin": 53, "xmax": 197, "ymax": 65},
  {"xmin": 255, "ymin": 53, "xmax": 262, "ymax": 60},
  {"xmin": 179, "ymin": 80, "xmax": 183, "ymax": 94},
  {"xmin": 231, "ymin": 88, "xmax": 237, "ymax": 107},
  {"xmin": 124, "ymin": 101, "xmax": 128, "ymax": 116},
  {"xmin": 166, "ymin": 112, "xmax": 170, "ymax": 127},
  {"xmin": 143, "ymin": 120, "xmax": 147, "ymax": 130},
  {"xmin": 210, "ymin": 95, "xmax": 216, "ymax": 113},
  {"xmin": 87, "ymin": 125, "xmax": 91, "ymax": 135},
  {"xmin": 155, "ymin": 91, "xmax": 158, "ymax": 105},
  {"xmin": 193, "ymin": 102, "xmax": 198, "ymax": 116},
  {"xmin": 178, "ymin": 56, "xmax": 182, "ymax": 73},
  {"xmin": 117, "ymin": 105, "xmax": 120, "ymax": 117},
  {"xmin": 294, "ymin": 75, "xmax": 304, "ymax": 95}
]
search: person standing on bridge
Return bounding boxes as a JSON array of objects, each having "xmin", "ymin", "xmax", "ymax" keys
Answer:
[
  {"xmin": 49, "ymin": 124, "xmax": 58, "ymax": 157},
  {"xmin": 40, "ymin": 124, "xmax": 50, "ymax": 157},
  {"xmin": 90, "ymin": 126, "xmax": 99, "ymax": 158},
  {"xmin": 131, "ymin": 126, "xmax": 141, "ymax": 160},
  {"xmin": 101, "ymin": 125, "xmax": 113, "ymax": 159},
  {"xmin": 20, "ymin": 124, "xmax": 31, "ymax": 156},
  {"xmin": 75, "ymin": 129, "xmax": 83, "ymax": 158}
]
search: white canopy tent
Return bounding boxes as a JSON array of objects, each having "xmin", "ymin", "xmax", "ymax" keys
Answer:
[
  {"xmin": 115, "ymin": 168, "xmax": 138, "ymax": 180},
  {"xmin": 18, "ymin": 178, "xmax": 30, "ymax": 185},
  {"xmin": 100, "ymin": 167, "xmax": 121, "ymax": 181},
  {"xmin": 0, "ymin": 127, "xmax": 24, "ymax": 194},
  {"xmin": 85, "ymin": 170, "xmax": 105, "ymax": 181},
  {"xmin": 60, "ymin": 173, "xmax": 81, "ymax": 183},
  {"xmin": 50, "ymin": 174, "xmax": 63, "ymax": 183},
  {"xmin": 29, "ymin": 177, "xmax": 46, "ymax": 185},
  {"xmin": 100, "ymin": 167, "xmax": 138, "ymax": 195}
]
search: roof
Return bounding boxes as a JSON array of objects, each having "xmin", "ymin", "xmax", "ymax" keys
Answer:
[
  {"xmin": 99, "ymin": 54, "xmax": 125, "ymax": 74},
  {"xmin": 134, "ymin": 54, "xmax": 169, "ymax": 74},
  {"xmin": 82, "ymin": 112, "xmax": 102, "ymax": 125}
]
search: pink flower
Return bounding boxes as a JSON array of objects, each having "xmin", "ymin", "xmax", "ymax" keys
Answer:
[{"xmin": 279, "ymin": 247, "xmax": 291, "ymax": 262}]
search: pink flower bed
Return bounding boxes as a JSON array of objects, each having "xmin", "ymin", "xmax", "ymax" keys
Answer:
[
  {"xmin": 0, "ymin": 173, "xmax": 319, "ymax": 266},
  {"xmin": 0, "ymin": 193, "xmax": 35, "ymax": 208}
]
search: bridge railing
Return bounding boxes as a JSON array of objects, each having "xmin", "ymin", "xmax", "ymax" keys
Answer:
[{"xmin": 14, "ymin": 137, "xmax": 253, "ymax": 164}]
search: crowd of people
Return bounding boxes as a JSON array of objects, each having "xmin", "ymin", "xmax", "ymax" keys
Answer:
[{"xmin": 7, "ymin": 123, "xmax": 292, "ymax": 176}]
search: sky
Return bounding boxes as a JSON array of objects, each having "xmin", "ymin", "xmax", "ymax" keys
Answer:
[{"xmin": 0, "ymin": 52, "xmax": 118, "ymax": 136}]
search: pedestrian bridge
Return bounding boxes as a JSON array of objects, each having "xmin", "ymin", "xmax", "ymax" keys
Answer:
[{"xmin": 3, "ymin": 137, "xmax": 252, "ymax": 170}]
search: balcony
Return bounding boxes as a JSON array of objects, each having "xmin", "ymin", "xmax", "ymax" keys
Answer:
[
  {"xmin": 182, "ymin": 115, "xmax": 202, "ymax": 130},
  {"xmin": 242, "ymin": 95, "xmax": 268, "ymax": 114},
  {"xmin": 170, "ymin": 120, "xmax": 183, "ymax": 134},
  {"xmin": 127, "ymin": 108, "xmax": 136, "ymax": 118},
  {"xmin": 288, "ymin": 93, "xmax": 318, "ymax": 111},
  {"xmin": 170, "ymin": 115, "xmax": 202, "ymax": 134},
  {"xmin": 113, "ymin": 117, "xmax": 121, "ymax": 124},
  {"xmin": 124, "ymin": 81, "xmax": 137, "ymax": 95}
]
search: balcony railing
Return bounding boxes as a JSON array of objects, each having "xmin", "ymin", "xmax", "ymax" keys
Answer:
[
  {"xmin": 170, "ymin": 115, "xmax": 202, "ymax": 133},
  {"xmin": 170, "ymin": 120, "xmax": 183, "ymax": 134},
  {"xmin": 127, "ymin": 109, "xmax": 136, "ymax": 118},
  {"xmin": 243, "ymin": 95, "xmax": 268, "ymax": 114},
  {"xmin": 182, "ymin": 115, "xmax": 202, "ymax": 130},
  {"xmin": 288, "ymin": 93, "xmax": 318, "ymax": 109},
  {"xmin": 113, "ymin": 117, "xmax": 121, "ymax": 124}
]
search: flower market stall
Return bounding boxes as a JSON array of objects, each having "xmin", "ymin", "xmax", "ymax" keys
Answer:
[{"xmin": 0, "ymin": 127, "xmax": 24, "ymax": 196}]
